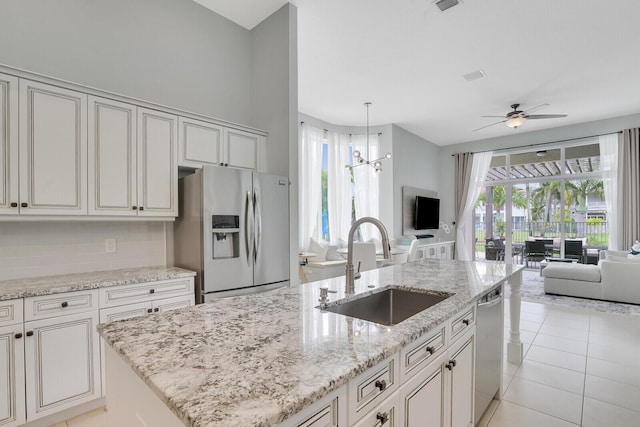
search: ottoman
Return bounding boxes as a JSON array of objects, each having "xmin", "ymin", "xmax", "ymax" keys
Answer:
[{"xmin": 542, "ymin": 263, "xmax": 602, "ymax": 299}]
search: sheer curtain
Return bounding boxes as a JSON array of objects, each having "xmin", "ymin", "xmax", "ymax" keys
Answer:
[
  {"xmin": 298, "ymin": 124, "xmax": 324, "ymax": 250},
  {"xmin": 599, "ymin": 133, "xmax": 620, "ymax": 250},
  {"xmin": 326, "ymin": 131, "xmax": 352, "ymax": 244},
  {"xmin": 455, "ymin": 151, "xmax": 493, "ymax": 261},
  {"xmin": 619, "ymin": 129, "xmax": 640, "ymax": 248},
  {"xmin": 351, "ymin": 133, "xmax": 380, "ymax": 240}
]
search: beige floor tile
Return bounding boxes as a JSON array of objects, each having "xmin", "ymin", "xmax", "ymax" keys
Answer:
[
  {"xmin": 588, "ymin": 341, "xmax": 640, "ymax": 367},
  {"xmin": 586, "ymin": 356, "xmax": 640, "ymax": 387},
  {"xmin": 584, "ymin": 374, "xmax": 640, "ymax": 412},
  {"xmin": 545, "ymin": 308, "xmax": 590, "ymax": 322},
  {"xmin": 538, "ymin": 324, "xmax": 589, "ymax": 342},
  {"xmin": 542, "ymin": 316, "xmax": 590, "ymax": 331},
  {"xmin": 520, "ymin": 301, "xmax": 550, "ymax": 315},
  {"xmin": 50, "ymin": 423, "xmax": 68, "ymax": 427},
  {"xmin": 487, "ymin": 400, "xmax": 578, "ymax": 427},
  {"xmin": 582, "ymin": 397, "xmax": 640, "ymax": 427},
  {"xmin": 514, "ymin": 359, "xmax": 585, "ymax": 395},
  {"xmin": 502, "ymin": 377, "xmax": 583, "ymax": 424},
  {"xmin": 525, "ymin": 345, "xmax": 586, "ymax": 373},
  {"xmin": 66, "ymin": 407, "xmax": 107, "ymax": 427},
  {"xmin": 533, "ymin": 333, "xmax": 588, "ymax": 355},
  {"xmin": 588, "ymin": 330, "xmax": 640, "ymax": 349}
]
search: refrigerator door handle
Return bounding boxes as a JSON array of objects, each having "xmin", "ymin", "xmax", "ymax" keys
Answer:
[
  {"xmin": 245, "ymin": 191, "xmax": 253, "ymax": 266},
  {"xmin": 254, "ymin": 190, "xmax": 262, "ymax": 263}
]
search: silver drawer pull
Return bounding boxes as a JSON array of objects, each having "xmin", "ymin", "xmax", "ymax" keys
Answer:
[{"xmin": 375, "ymin": 379, "xmax": 387, "ymax": 391}]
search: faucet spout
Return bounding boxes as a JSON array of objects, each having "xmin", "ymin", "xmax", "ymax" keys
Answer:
[{"xmin": 345, "ymin": 217, "xmax": 391, "ymax": 294}]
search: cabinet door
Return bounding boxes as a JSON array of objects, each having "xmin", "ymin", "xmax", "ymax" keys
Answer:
[
  {"xmin": 178, "ymin": 117, "xmax": 223, "ymax": 168},
  {"xmin": 137, "ymin": 108, "xmax": 178, "ymax": 217},
  {"xmin": 400, "ymin": 353, "xmax": 446, "ymax": 427},
  {"xmin": 24, "ymin": 311, "xmax": 101, "ymax": 421},
  {"xmin": 0, "ymin": 74, "xmax": 18, "ymax": 215},
  {"xmin": 448, "ymin": 330, "xmax": 475, "ymax": 427},
  {"xmin": 224, "ymin": 128, "xmax": 259, "ymax": 170},
  {"xmin": 152, "ymin": 295, "xmax": 194, "ymax": 313},
  {"xmin": 88, "ymin": 96, "xmax": 137, "ymax": 216},
  {"xmin": 19, "ymin": 80, "xmax": 87, "ymax": 215},
  {"xmin": 0, "ymin": 324, "xmax": 25, "ymax": 427}
]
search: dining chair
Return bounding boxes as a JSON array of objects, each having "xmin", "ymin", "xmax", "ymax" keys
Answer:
[{"xmin": 352, "ymin": 242, "xmax": 377, "ymax": 272}]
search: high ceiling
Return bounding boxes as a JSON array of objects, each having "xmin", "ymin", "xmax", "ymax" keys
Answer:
[{"xmin": 193, "ymin": 0, "xmax": 640, "ymax": 146}]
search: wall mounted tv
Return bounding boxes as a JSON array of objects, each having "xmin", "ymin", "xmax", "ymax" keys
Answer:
[{"xmin": 414, "ymin": 196, "xmax": 440, "ymax": 230}]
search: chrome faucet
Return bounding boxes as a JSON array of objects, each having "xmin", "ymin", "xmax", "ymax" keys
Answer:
[{"xmin": 345, "ymin": 217, "xmax": 391, "ymax": 294}]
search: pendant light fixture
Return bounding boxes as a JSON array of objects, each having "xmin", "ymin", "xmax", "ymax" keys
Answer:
[{"xmin": 345, "ymin": 102, "xmax": 391, "ymax": 173}]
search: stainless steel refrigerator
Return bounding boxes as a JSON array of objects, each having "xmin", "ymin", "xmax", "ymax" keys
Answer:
[{"xmin": 174, "ymin": 166, "xmax": 290, "ymax": 303}]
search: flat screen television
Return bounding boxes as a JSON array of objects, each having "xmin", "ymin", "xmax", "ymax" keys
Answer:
[{"xmin": 414, "ymin": 196, "xmax": 440, "ymax": 230}]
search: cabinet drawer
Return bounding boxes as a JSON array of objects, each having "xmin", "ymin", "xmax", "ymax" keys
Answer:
[
  {"xmin": 349, "ymin": 356, "xmax": 398, "ymax": 424},
  {"xmin": 99, "ymin": 278, "xmax": 194, "ymax": 307},
  {"xmin": 450, "ymin": 306, "xmax": 475, "ymax": 341},
  {"xmin": 401, "ymin": 324, "xmax": 446, "ymax": 380},
  {"xmin": 154, "ymin": 294, "xmax": 194, "ymax": 313},
  {"xmin": 24, "ymin": 290, "xmax": 97, "ymax": 321},
  {"xmin": 100, "ymin": 301, "xmax": 152, "ymax": 324},
  {"xmin": 351, "ymin": 392, "xmax": 399, "ymax": 427},
  {"xmin": 295, "ymin": 397, "xmax": 339, "ymax": 427},
  {"xmin": 0, "ymin": 299, "xmax": 23, "ymax": 326}
]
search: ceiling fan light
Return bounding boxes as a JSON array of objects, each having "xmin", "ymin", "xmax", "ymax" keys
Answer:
[{"xmin": 506, "ymin": 116, "xmax": 526, "ymax": 128}]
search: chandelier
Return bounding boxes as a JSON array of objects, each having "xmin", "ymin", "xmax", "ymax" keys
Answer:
[{"xmin": 345, "ymin": 102, "xmax": 391, "ymax": 172}]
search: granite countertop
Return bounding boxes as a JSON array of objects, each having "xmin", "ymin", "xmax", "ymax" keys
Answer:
[
  {"xmin": 99, "ymin": 260, "xmax": 522, "ymax": 427},
  {"xmin": 0, "ymin": 266, "xmax": 196, "ymax": 301}
]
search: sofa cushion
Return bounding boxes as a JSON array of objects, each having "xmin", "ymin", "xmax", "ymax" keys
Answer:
[
  {"xmin": 606, "ymin": 254, "xmax": 640, "ymax": 263},
  {"xmin": 542, "ymin": 263, "xmax": 601, "ymax": 283}
]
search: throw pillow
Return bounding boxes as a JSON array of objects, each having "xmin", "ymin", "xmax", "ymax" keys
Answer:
[
  {"xmin": 325, "ymin": 245, "xmax": 343, "ymax": 261},
  {"xmin": 308, "ymin": 237, "xmax": 328, "ymax": 262},
  {"xmin": 628, "ymin": 240, "xmax": 640, "ymax": 260}
]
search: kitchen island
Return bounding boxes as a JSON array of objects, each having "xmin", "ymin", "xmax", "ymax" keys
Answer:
[{"xmin": 98, "ymin": 260, "xmax": 523, "ymax": 427}]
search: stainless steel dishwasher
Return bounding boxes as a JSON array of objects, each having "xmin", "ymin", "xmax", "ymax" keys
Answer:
[{"xmin": 474, "ymin": 285, "xmax": 503, "ymax": 424}]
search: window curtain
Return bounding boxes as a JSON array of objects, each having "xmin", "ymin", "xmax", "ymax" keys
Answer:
[
  {"xmin": 599, "ymin": 133, "xmax": 621, "ymax": 250},
  {"xmin": 326, "ymin": 131, "xmax": 352, "ymax": 245},
  {"xmin": 298, "ymin": 124, "xmax": 324, "ymax": 250},
  {"xmin": 454, "ymin": 151, "xmax": 493, "ymax": 261},
  {"xmin": 352, "ymin": 133, "xmax": 380, "ymax": 241},
  {"xmin": 619, "ymin": 129, "xmax": 640, "ymax": 248}
]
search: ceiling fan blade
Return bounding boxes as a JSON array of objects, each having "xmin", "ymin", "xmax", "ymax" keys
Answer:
[
  {"xmin": 526, "ymin": 114, "xmax": 568, "ymax": 119},
  {"xmin": 522, "ymin": 103, "xmax": 549, "ymax": 114},
  {"xmin": 472, "ymin": 120, "xmax": 506, "ymax": 132},
  {"xmin": 480, "ymin": 115, "xmax": 507, "ymax": 118}
]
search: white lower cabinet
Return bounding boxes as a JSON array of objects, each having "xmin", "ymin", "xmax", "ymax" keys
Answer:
[
  {"xmin": 399, "ymin": 352, "xmax": 447, "ymax": 427},
  {"xmin": 0, "ymin": 323, "xmax": 25, "ymax": 427},
  {"xmin": 351, "ymin": 392, "xmax": 400, "ymax": 427},
  {"xmin": 24, "ymin": 310, "xmax": 101, "ymax": 421},
  {"xmin": 447, "ymin": 329, "xmax": 475, "ymax": 427}
]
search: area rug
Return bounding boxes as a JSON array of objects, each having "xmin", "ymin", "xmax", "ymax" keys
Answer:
[{"xmin": 508, "ymin": 268, "xmax": 640, "ymax": 317}]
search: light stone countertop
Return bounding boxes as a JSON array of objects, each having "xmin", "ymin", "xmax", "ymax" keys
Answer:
[
  {"xmin": 0, "ymin": 266, "xmax": 196, "ymax": 301},
  {"xmin": 99, "ymin": 260, "xmax": 523, "ymax": 427}
]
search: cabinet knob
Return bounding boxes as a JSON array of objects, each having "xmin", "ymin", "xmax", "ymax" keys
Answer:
[
  {"xmin": 154, "ymin": 307, "xmax": 159, "ymax": 312},
  {"xmin": 376, "ymin": 412, "xmax": 389, "ymax": 425},
  {"xmin": 375, "ymin": 379, "xmax": 387, "ymax": 391},
  {"xmin": 132, "ymin": 206, "xmax": 137, "ymax": 210},
  {"xmin": 147, "ymin": 308, "xmax": 153, "ymax": 314},
  {"xmin": 139, "ymin": 206, "xmax": 144, "ymax": 211},
  {"xmin": 149, "ymin": 289, "xmax": 155, "ymax": 294},
  {"xmin": 10, "ymin": 202, "xmax": 17, "ymax": 208},
  {"xmin": 462, "ymin": 319, "xmax": 470, "ymax": 326},
  {"xmin": 445, "ymin": 362, "xmax": 453, "ymax": 370},
  {"xmin": 21, "ymin": 202, "xmax": 28, "ymax": 208},
  {"xmin": 15, "ymin": 333, "xmax": 23, "ymax": 339},
  {"xmin": 61, "ymin": 301, "xmax": 68, "ymax": 308},
  {"xmin": 426, "ymin": 346, "xmax": 435, "ymax": 355},
  {"xmin": 26, "ymin": 331, "xmax": 34, "ymax": 337}
]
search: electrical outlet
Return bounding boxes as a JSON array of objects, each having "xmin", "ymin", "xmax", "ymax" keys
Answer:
[{"xmin": 105, "ymin": 238, "xmax": 117, "ymax": 253}]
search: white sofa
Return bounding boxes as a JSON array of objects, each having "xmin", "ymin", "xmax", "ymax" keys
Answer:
[{"xmin": 542, "ymin": 251, "xmax": 640, "ymax": 304}]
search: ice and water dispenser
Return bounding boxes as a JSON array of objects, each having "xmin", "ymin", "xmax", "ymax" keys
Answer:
[{"xmin": 211, "ymin": 215, "xmax": 240, "ymax": 259}]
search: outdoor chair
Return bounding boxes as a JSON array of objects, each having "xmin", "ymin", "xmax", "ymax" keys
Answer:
[
  {"xmin": 524, "ymin": 239, "xmax": 552, "ymax": 267},
  {"xmin": 564, "ymin": 240, "xmax": 584, "ymax": 263},
  {"xmin": 485, "ymin": 238, "xmax": 505, "ymax": 261}
]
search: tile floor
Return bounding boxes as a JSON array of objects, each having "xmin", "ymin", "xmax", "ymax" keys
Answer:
[
  {"xmin": 480, "ymin": 300, "xmax": 640, "ymax": 427},
  {"xmin": 58, "ymin": 300, "xmax": 640, "ymax": 427}
]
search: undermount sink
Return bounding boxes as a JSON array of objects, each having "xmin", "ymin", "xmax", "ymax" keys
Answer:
[{"xmin": 322, "ymin": 288, "xmax": 453, "ymax": 326}]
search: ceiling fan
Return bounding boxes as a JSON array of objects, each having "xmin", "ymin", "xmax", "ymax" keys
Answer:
[{"xmin": 473, "ymin": 103, "xmax": 568, "ymax": 131}]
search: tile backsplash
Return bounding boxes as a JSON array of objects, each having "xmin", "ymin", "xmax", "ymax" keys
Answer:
[{"xmin": 0, "ymin": 222, "xmax": 167, "ymax": 281}]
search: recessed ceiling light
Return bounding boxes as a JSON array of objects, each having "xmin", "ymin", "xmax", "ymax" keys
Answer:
[
  {"xmin": 435, "ymin": 0, "xmax": 460, "ymax": 12},
  {"xmin": 463, "ymin": 70, "xmax": 486, "ymax": 82},
  {"xmin": 536, "ymin": 150, "xmax": 547, "ymax": 157}
]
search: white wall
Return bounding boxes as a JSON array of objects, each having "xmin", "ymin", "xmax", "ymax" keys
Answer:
[
  {"xmin": 437, "ymin": 113, "xmax": 640, "ymax": 235},
  {"xmin": 391, "ymin": 125, "xmax": 441, "ymax": 239},
  {"xmin": 0, "ymin": 222, "xmax": 166, "ymax": 281},
  {"xmin": 250, "ymin": 4, "xmax": 299, "ymax": 283},
  {"xmin": 0, "ymin": 0, "xmax": 252, "ymax": 124}
]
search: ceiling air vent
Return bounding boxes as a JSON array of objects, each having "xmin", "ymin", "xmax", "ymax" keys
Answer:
[
  {"xmin": 463, "ymin": 70, "xmax": 487, "ymax": 82},
  {"xmin": 435, "ymin": 0, "xmax": 460, "ymax": 12}
]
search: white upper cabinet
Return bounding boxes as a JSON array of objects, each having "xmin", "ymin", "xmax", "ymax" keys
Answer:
[
  {"xmin": 19, "ymin": 80, "xmax": 87, "ymax": 215},
  {"xmin": 0, "ymin": 74, "xmax": 19, "ymax": 216},
  {"xmin": 88, "ymin": 96, "xmax": 137, "ymax": 216},
  {"xmin": 137, "ymin": 108, "xmax": 178, "ymax": 217},
  {"xmin": 178, "ymin": 118, "xmax": 263, "ymax": 171},
  {"xmin": 178, "ymin": 117, "xmax": 223, "ymax": 168}
]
